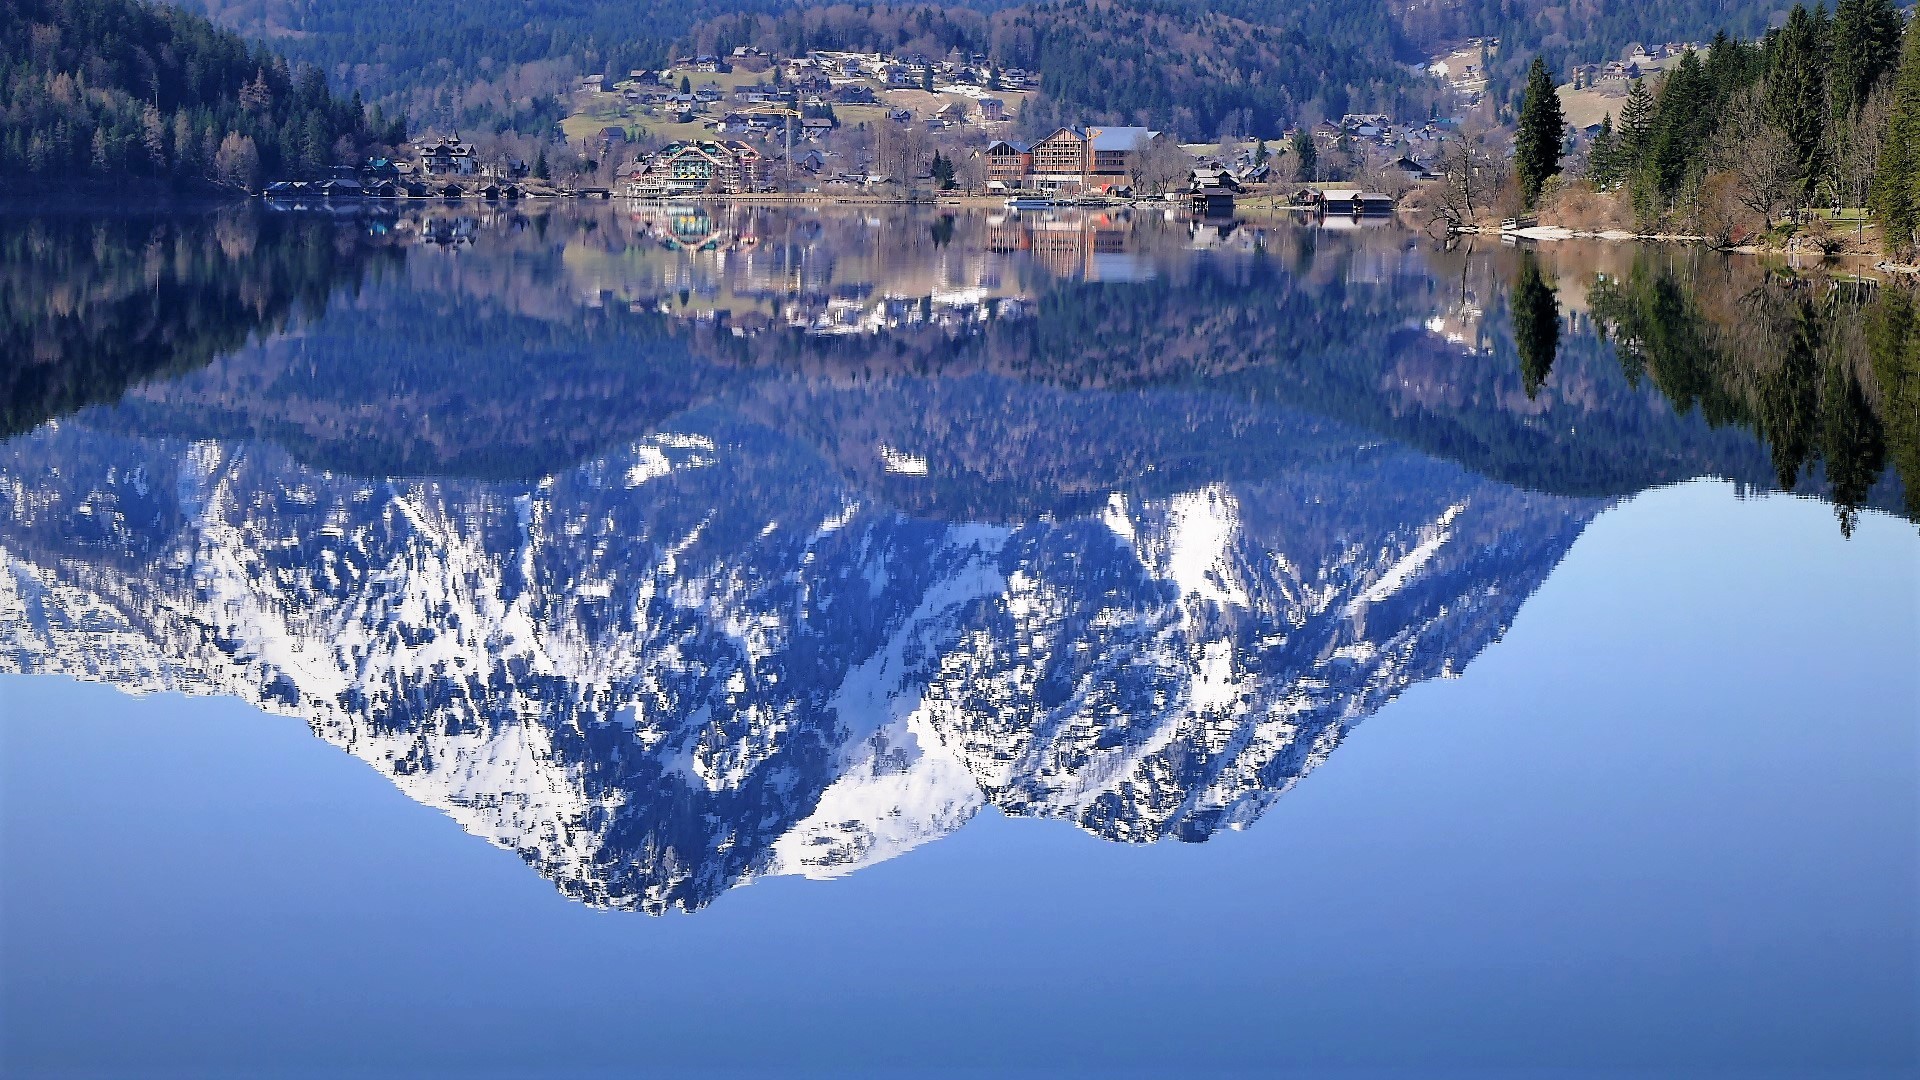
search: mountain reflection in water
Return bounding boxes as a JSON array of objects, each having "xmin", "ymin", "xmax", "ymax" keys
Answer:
[{"xmin": 1, "ymin": 204, "xmax": 1912, "ymax": 914}]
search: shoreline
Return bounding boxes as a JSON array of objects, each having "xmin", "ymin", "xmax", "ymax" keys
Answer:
[
  {"xmin": 2, "ymin": 188, "xmax": 1905, "ymax": 270},
  {"xmin": 1443, "ymin": 219, "xmax": 1897, "ymax": 269}
]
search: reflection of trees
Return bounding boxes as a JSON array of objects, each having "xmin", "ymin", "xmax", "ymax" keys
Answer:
[
  {"xmin": 1588, "ymin": 250, "xmax": 1913, "ymax": 533},
  {"xmin": 0, "ymin": 210, "xmax": 400, "ymax": 440},
  {"xmin": 1510, "ymin": 251, "xmax": 1559, "ymax": 398},
  {"xmin": 1863, "ymin": 287, "xmax": 1920, "ymax": 522},
  {"xmin": 19, "ymin": 208, "xmax": 1909, "ymax": 532},
  {"xmin": 1820, "ymin": 361, "xmax": 1890, "ymax": 534}
]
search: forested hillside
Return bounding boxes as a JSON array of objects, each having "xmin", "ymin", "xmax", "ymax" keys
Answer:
[
  {"xmin": 1429, "ymin": 0, "xmax": 1794, "ymax": 105},
  {"xmin": 184, "ymin": 0, "xmax": 789, "ymax": 135},
  {"xmin": 0, "ymin": 0, "xmax": 396, "ymax": 188},
  {"xmin": 176, "ymin": 0, "xmax": 1800, "ymax": 136},
  {"xmin": 692, "ymin": 0, "xmax": 1435, "ymax": 137}
]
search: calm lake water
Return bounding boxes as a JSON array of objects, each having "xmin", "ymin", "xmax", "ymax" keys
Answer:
[{"xmin": 1, "ymin": 203, "xmax": 1916, "ymax": 1078}]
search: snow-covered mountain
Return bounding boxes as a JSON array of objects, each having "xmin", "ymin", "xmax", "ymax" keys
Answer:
[{"xmin": 0, "ymin": 407, "xmax": 1598, "ymax": 913}]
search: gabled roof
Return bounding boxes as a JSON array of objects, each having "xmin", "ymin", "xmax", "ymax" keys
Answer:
[{"xmin": 985, "ymin": 139, "xmax": 1032, "ymax": 154}]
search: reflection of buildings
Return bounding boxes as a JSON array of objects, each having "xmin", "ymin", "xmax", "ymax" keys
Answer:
[
  {"xmin": 988, "ymin": 210, "xmax": 1152, "ymax": 281},
  {"xmin": 583, "ymin": 204, "xmax": 1188, "ymax": 335},
  {"xmin": 1025, "ymin": 213, "xmax": 1140, "ymax": 280},
  {"xmin": 634, "ymin": 205, "xmax": 762, "ymax": 252}
]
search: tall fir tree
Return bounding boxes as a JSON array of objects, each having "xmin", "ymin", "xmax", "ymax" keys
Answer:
[
  {"xmin": 1618, "ymin": 78, "xmax": 1657, "ymax": 173},
  {"xmin": 1650, "ymin": 50, "xmax": 1713, "ymax": 195},
  {"xmin": 1291, "ymin": 127, "xmax": 1317, "ymax": 181},
  {"xmin": 1588, "ymin": 113, "xmax": 1620, "ymax": 188},
  {"xmin": 1869, "ymin": 16, "xmax": 1920, "ymax": 257},
  {"xmin": 1766, "ymin": 4, "xmax": 1835, "ymax": 205},
  {"xmin": 1703, "ymin": 29, "xmax": 1763, "ymax": 111},
  {"xmin": 1832, "ymin": 0, "xmax": 1904, "ymax": 119},
  {"xmin": 1514, "ymin": 56, "xmax": 1564, "ymax": 208}
]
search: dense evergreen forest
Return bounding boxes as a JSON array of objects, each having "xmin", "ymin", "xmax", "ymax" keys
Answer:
[{"xmin": 0, "ymin": 0, "xmax": 399, "ymax": 188}]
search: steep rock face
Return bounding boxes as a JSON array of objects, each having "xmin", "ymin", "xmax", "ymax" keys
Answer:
[{"xmin": 0, "ymin": 411, "xmax": 1598, "ymax": 913}]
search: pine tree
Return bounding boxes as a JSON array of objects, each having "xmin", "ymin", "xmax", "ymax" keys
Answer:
[
  {"xmin": 1650, "ymin": 50, "xmax": 1712, "ymax": 195},
  {"xmin": 1291, "ymin": 127, "xmax": 1316, "ymax": 181},
  {"xmin": 1703, "ymin": 29, "xmax": 1762, "ymax": 112},
  {"xmin": 1588, "ymin": 113, "xmax": 1619, "ymax": 188},
  {"xmin": 1767, "ymin": 4, "xmax": 1834, "ymax": 206},
  {"xmin": 1514, "ymin": 56, "xmax": 1564, "ymax": 209},
  {"xmin": 1618, "ymin": 78, "xmax": 1656, "ymax": 173},
  {"xmin": 533, "ymin": 148, "xmax": 549, "ymax": 180},
  {"xmin": 1832, "ymin": 0, "xmax": 1904, "ymax": 119},
  {"xmin": 1870, "ymin": 16, "xmax": 1920, "ymax": 256}
]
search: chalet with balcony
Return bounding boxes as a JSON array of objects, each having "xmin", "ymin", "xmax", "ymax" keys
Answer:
[{"xmin": 414, "ymin": 135, "xmax": 477, "ymax": 177}]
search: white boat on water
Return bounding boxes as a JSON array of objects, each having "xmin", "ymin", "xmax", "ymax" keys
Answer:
[{"xmin": 1004, "ymin": 196, "xmax": 1068, "ymax": 210}]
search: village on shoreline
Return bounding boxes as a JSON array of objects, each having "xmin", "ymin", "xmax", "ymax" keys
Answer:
[
  {"xmin": 242, "ymin": 25, "xmax": 1920, "ymax": 270},
  {"xmin": 255, "ymin": 41, "xmax": 1504, "ymax": 222}
]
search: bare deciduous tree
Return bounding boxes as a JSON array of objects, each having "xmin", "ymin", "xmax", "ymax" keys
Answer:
[
  {"xmin": 1710, "ymin": 86, "xmax": 1799, "ymax": 228},
  {"xmin": 949, "ymin": 145, "xmax": 986, "ymax": 192},
  {"xmin": 875, "ymin": 120, "xmax": 931, "ymax": 187},
  {"xmin": 1429, "ymin": 133, "xmax": 1497, "ymax": 232},
  {"xmin": 1128, "ymin": 136, "xmax": 1192, "ymax": 194},
  {"xmin": 1215, "ymin": 107, "xmax": 1252, "ymax": 148},
  {"xmin": 1835, "ymin": 82, "xmax": 1892, "ymax": 211}
]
